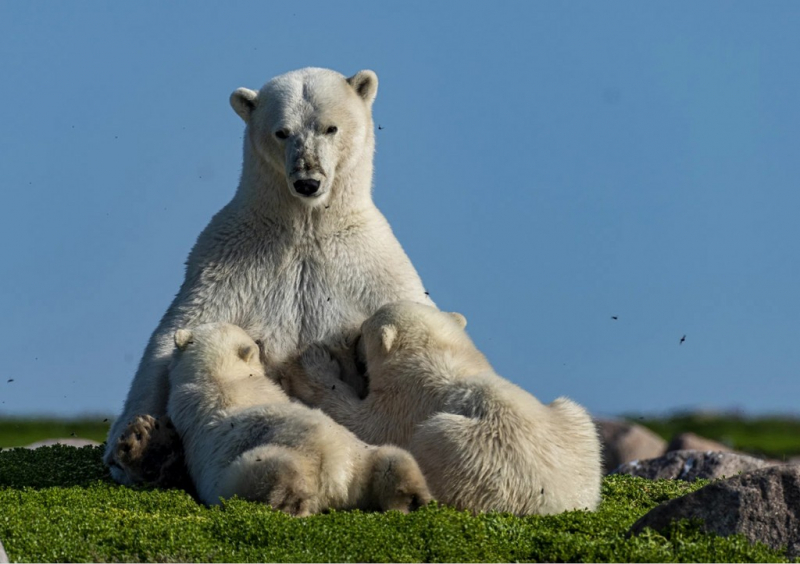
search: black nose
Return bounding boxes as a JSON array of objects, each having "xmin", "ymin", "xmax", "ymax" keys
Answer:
[{"xmin": 293, "ymin": 179, "xmax": 321, "ymax": 196}]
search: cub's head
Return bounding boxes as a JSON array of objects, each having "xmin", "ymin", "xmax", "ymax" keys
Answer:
[
  {"xmin": 360, "ymin": 301, "xmax": 470, "ymax": 372},
  {"xmin": 231, "ymin": 67, "xmax": 378, "ymax": 208},
  {"xmin": 171, "ymin": 322, "xmax": 264, "ymax": 382}
]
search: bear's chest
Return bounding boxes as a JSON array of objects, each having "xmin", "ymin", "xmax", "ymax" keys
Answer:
[{"xmin": 228, "ymin": 232, "xmax": 380, "ymax": 355}]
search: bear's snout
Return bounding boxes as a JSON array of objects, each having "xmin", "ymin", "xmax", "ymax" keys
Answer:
[{"xmin": 293, "ymin": 179, "xmax": 321, "ymax": 197}]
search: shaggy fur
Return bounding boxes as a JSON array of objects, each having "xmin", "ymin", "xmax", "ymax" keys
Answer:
[
  {"xmin": 282, "ymin": 302, "xmax": 602, "ymax": 515},
  {"xmin": 105, "ymin": 68, "xmax": 432, "ymax": 484},
  {"xmin": 168, "ymin": 322, "xmax": 431, "ymax": 514}
]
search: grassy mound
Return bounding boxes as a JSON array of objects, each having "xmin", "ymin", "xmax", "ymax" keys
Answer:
[
  {"xmin": 0, "ymin": 418, "xmax": 110, "ymax": 448},
  {"xmin": 630, "ymin": 413, "xmax": 800, "ymax": 459},
  {"xmin": 0, "ymin": 445, "xmax": 789, "ymax": 562},
  {"xmin": 5, "ymin": 413, "xmax": 800, "ymax": 460}
]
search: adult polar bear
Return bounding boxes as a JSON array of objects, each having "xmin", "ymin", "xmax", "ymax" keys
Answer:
[{"xmin": 105, "ymin": 67, "xmax": 433, "ymax": 484}]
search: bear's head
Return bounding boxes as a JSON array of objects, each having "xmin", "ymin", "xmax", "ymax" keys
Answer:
[
  {"xmin": 231, "ymin": 67, "xmax": 378, "ymax": 208},
  {"xmin": 170, "ymin": 322, "xmax": 264, "ymax": 383},
  {"xmin": 360, "ymin": 301, "xmax": 472, "ymax": 373}
]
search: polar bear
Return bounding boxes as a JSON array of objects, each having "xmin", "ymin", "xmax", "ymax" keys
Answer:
[
  {"xmin": 282, "ymin": 301, "xmax": 602, "ymax": 516},
  {"xmin": 105, "ymin": 67, "xmax": 433, "ymax": 485},
  {"xmin": 167, "ymin": 321, "xmax": 431, "ymax": 514}
]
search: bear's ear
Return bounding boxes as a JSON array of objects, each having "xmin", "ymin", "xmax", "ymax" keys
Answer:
[
  {"xmin": 347, "ymin": 70, "xmax": 379, "ymax": 106},
  {"xmin": 238, "ymin": 344, "xmax": 256, "ymax": 363},
  {"xmin": 174, "ymin": 329, "xmax": 194, "ymax": 351},
  {"xmin": 448, "ymin": 312, "xmax": 467, "ymax": 329},
  {"xmin": 379, "ymin": 324, "xmax": 397, "ymax": 354},
  {"xmin": 230, "ymin": 87, "xmax": 258, "ymax": 122}
]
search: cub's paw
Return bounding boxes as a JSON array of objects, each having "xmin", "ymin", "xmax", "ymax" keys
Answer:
[
  {"xmin": 326, "ymin": 330, "xmax": 370, "ymax": 399},
  {"xmin": 281, "ymin": 344, "xmax": 342, "ymax": 405},
  {"xmin": 300, "ymin": 343, "xmax": 342, "ymax": 381},
  {"xmin": 371, "ymin": 447, "xmax": 433, "ymax": 514},
  {"xmin": 269, "ymin": 481, "xmax": 315, "ymax": 517},
  {"xmin": 382, "ymin": 487, "xmax": 432, "ymax": 514}
]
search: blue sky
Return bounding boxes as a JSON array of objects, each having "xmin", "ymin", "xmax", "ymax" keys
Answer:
[{"xmin": 0, "ymin": 1, "xmax": 798, "ymax": 418}]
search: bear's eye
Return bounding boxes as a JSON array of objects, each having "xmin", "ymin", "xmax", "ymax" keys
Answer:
[
  {"xmin": 275, "ymin": 129, "xmax": 289, "ymax": 140},
  {"xmin": 325, "ymin": 125, "xmax": 338, "ymax": 135}
]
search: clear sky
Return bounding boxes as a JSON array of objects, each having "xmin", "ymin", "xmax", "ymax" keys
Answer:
[{"xmin": 1, "ymin": 1, "xmax": 798, "ymax": 418}]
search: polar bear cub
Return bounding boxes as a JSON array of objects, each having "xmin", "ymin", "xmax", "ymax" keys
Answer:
[
  {"xmin": 284, "ymin": 302, "xmax": 602, "ymax": 515},
  {"xmin": 167, "ymin": 321, "xmax": 431, "ymax": 515}
]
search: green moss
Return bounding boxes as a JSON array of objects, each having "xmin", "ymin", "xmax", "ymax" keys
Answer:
[
  {"xmin": 0, "ymin": 444, "xmax": 110, "ymax": 488},
  {"xmin": 0, "ymin": 446, "xmax": 790, "ymax": 562}
]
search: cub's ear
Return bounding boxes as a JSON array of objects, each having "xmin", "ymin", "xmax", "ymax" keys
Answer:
[
  {"xmin": 379, "ymin": 324, "xmax": 397, "ymax": 354},
  {"xmin": 347, "ymin": 70, "xmax": 378, "ymax": 106},
  {"xmin": 238, "ymin": 344, "xmax": 256, "ymax": 363},
  {"xmin": 448, "ymin": 312, "xmax": 467, "ymax": 329},
  {"xmin": 174, "ymin": 329, "xmax": 194, "ymax": 351},
  {"xmin": 230, "ymin": 87, "xmax": 258, "ymax": 122}
]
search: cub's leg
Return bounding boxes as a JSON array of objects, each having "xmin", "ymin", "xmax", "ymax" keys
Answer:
[{"xmin": 217, "ymin": 445, "xmax": 319, "ymax": 517}]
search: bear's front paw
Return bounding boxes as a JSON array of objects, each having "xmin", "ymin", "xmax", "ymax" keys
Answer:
[
  {"xmin": 114, "ymin": 414, "xmax": 189, "ymax": 488},
  {"xmin": 114, "ymin": 414, "xmax": 159, "ymax": 482}
]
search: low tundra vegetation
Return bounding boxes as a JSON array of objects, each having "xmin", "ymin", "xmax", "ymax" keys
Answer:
[{"xmin": 0, "ymin": 445, "xmax": 788, "ymax": 562}]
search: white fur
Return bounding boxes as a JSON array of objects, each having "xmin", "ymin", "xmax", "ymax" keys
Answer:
[
  {"xmin": 168, "ymin": 322, "xmax": 430, "ymax": 514},
  {"xmin": 105, "ymin": 67, "xmax": 432, "ymax": 482},
  {"xmin": 285, "ymin": 302, "xmax": 602, "ymax": 515}
]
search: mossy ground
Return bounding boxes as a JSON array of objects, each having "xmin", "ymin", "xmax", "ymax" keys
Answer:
[{"xmin": 0, "ymin": 445, "xmax": 790, "ymax": 562}]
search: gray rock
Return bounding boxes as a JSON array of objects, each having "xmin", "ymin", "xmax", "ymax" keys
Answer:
[
  {"xmin": 629, "ymin": 465, "xmax": 800, "ymax": 557},
  {"xmin": 667, "ymin": 432, "xmax": 733, "ymax": 453},
  {"xmin": 25, "ymin": 438, "xmax": 101, "ymax": 449},
  {"xmin": 613, "ymin": 449, "xmax": 771, "ymax": 481},
  {"xmin": 595, "ymin": 418, "xmax": 667, "ymax": 474},
  {"xmin": 0, "ymin": 537, "xmax": 8, "ymax": 564}
]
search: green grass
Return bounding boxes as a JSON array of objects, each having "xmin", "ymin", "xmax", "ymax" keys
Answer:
[
  {"xmin": 0, "ymin": 417, "xmax": 111, "ymax": 448},
  {"xmin": 0, "ymin": 445, "xmax": 790, "ymax": 562},
  {"xmin": 4, "ymin": 412, "xmax": 800, "ymax": 458},
  {"xmin": 627, "ymin": 412, "xmax": 800, "ymax": 459}
]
